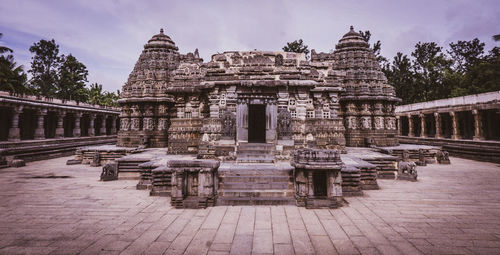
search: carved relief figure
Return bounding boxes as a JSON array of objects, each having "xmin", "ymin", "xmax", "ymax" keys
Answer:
[
  {"xmin": 360, "ymin": 116, "xmax": 372, "ymax": 130},
  {"xmin": 221, "ymin": 110, "xmax": 235, "ymax": 138},
  {"xmin": 278, "ymin": 108, "xmax": 292, "ymax": 139},
  {"xmin": 374, "ymin": 117, "xmax": 384, "ymax": 130}
]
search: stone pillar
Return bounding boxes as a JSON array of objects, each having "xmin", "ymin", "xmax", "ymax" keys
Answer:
[
  {"xmin": 450, "ymin": 112, "xmax": 459, "ymax": 140},
  {"xmin": 55, "ymin": 112, "xmax": 65, "ymax": 138},
  {"xmin": 307, "ymin": 171, "xmax": 314, "ymax": 197},
  {"xmin": 34, "ymin": 109, "xmax": 47, "ymax": 140},
  {"xmin": 111, "ymin": 116, "xmax": 117, "ymax": 134},
  {"xmin": 88, "ymin": 114, "xmax": 95, "ymax": 136},
  {"xmin": 73, "ymin": 113, "xmax": 82, "ymax": 137},
  {"xmin": 420, "ymin": 113, "xmax": 426, "ymax": 137},
  {"xmin": 434, "ymin": 113, "xmax": 442, "ymax": 139},
  {"xmin": 407, "ymin": 114, "xmax": 414, "ymax": 137},
  {"xmin": 396, "ymin": 116, "xmax": 401, "ymax": 136},
  {"xmin": 8, "ymin": 106, "xmax": 22, "ymax": 141},
  {"xmin": 473, "ymin": 110, "xmax": 484, "ymax": 140},
  {"xmin": 100, "ymin": 115, "xmax": 107, "ymax": 135}
]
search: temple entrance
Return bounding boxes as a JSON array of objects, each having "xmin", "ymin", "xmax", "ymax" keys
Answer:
[
  {"xmin": 248, "ymin": 104, "xmax": 266, "ymax": 143},
  {"xmin": 313, "ymin": 171, "xmax": 327, "ymax": 197}
]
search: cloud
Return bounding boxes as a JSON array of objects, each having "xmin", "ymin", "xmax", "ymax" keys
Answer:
[{"xmin": 1, "ymin": 0, "xmax": 499, "ymax": 92}]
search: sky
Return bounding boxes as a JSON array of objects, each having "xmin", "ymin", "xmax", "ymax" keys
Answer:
[{"xmin": 0, "ymin": 0, "xmax": 499, "ymax": 93}]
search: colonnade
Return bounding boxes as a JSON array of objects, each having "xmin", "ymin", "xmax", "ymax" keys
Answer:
[
  {"xmin": 0, "ymin": 94, "xmax": 120, "ymax": 142},
  {"xmin": 397, "ymin": 109, "xmax": 499, "ymax": 141},
  {"xmin": 1, "ymin": 106, "xmax": 119, "ymax": 142}
]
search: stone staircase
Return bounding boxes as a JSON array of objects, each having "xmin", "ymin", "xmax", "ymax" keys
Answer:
[
  {"xmin": 236, "ymin": 143, "xmax": 275, "ymax": 163},
  {"xmin": 217, "ymin": 163, "xmax": 295, "ymax": 205}
]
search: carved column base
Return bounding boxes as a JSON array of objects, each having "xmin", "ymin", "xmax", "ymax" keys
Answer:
[
  {"xmin": 55, "ymin": 128, "xmax": 64, "ymax": 138},
  {"xmin": 8, "ymin": 128, "xmax": 20, "ymax": 141},
  {"xmin": 34, "ymin": 128, "xmax": 45, "ymax": 140},
  {"xmin": 473, "ymin": 135, "xmax": 484, "ymax": 141}
]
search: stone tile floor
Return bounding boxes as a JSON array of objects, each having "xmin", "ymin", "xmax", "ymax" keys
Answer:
[{"xmin": 1, "ymin": 156, "xmax": 500, "ymax": 255}]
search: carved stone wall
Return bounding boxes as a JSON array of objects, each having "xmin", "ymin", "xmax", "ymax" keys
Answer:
[{"xmin": 118, "ymin": 27, "xmax": 401, "ymax": 154}]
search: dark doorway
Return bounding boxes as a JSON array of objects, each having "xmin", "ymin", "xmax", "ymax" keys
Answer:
[
  {"xmin": 400, "ymin": 116, "xmax": 409, "ymax": 136},
  {"xmin": 313, "ymin": 172, "xmax": 327, "ymax": 197},
  {"xmin": 248, "ymin": 104, "xmax": 266, "ymax": 143},
  {"xmin": 440, "ymin": 113, "xmax": 452, "ymax": 138},
  {"xmin": 0, "ymin": 107, "xmax": 11, "ymax": 141},
  {"xmin": 411, "ymin": 115, "xmax": 421, "ymax": 137}
]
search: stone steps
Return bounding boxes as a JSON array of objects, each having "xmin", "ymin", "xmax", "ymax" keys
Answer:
[
  {"xmin": 220, "ymin": 182, "xmax": 293, "ymax": 190},
  {"xmin": 236, "ymin": 143, "xmax": 275, "ymax": 163},
  {"xmin": 217, "ymin": 196, "xmax": 295, "ymax": 206},
  {"xmin": 217, "ymin": 162, "xmax": 295, "ymax": 206}
]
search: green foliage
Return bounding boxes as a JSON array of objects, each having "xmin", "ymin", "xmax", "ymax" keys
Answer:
[
  {"xmin": 57, "ymin": 54, "xmax": 89, "ymax": 102},
  {"xmin": 25, "ymin": 38, "xmax": 118, "ymax": 106},
  {"xmin": 0, "ymin": 33, "xmax": 30, "ymax": 95},
  {"xmin": 0, "ymin": 33, "xmax": 13, "ymax": 54},
  {"xmin": 359, "ymin": 30, "xmax": 388, "ymax": 64},
  {"xmin": 450, "ymin": 47, "xmax": 500, "ymax": 97},
  {"xmin": 447, "ymin": 38, "xmax": 484, "ymax": 73},
  {"xmin": 410, "ymin": 42, "xmax": 453, "ymax": 102},
  {"xmin": 28, "ymin": 39, "xmax": 61, "ymax": 97},
  {"xmin": 383, "ymin": 52, "xmax": 417, "ymax": 103},
  {"xmin": 283, "ymin": 39, "xmax": 310, "ymax": 59},
  {"xmin": 385, "ymin": 37, "xmax": 499, "ymax": 104},
  {"xmin": 0, "ymin": 54, "xmax": 29, "ymax": 95},
  {"xmin": 88, "ymin": 83, "xmax": 120, "ymax": 107}
]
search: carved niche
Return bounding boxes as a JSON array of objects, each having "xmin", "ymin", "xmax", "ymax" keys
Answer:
[
  {"xmin": 277, "ymin": 108, "xmax": 292, "ymax": 139},
  {"xmin": 221, "ymin": 110, "xmax": 236, "ymax": 139}
]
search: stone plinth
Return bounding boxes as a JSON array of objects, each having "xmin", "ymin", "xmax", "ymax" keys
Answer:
[
  {"xmin": 168, "ymin": 160, "xmax": 220, "ymax": 209},
  {"xmin": 292, "ymin": 149, "xmax": 343, "ymax": 209}
]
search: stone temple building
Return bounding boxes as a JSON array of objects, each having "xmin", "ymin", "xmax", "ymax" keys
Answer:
[{"xmin": 117, "ymin": 26, "xmax": 400, "ymax": 161}]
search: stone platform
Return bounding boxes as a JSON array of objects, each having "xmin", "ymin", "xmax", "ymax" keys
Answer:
[
  {"xmin": 75, "ymin": 145, "xmax": 144, "ymax": 166},
  {"xmin": 1, "ymin": 156, "xmax": 500, "ymax": 254},
  {"xmin": 0, "ymin": 136, "xmax": 117, "ymax": 168},
  {"xmin": 376, "ymin": 144, "xmax": 442, "ymax": 164},
  {"xmin": 346, "ymin": 147, "xmax": 399, "ymax": 179}
]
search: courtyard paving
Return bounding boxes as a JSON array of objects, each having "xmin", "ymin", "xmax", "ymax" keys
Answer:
[{"xmin": 0, "ymin": 156, "xmax": 500, "ymax": 255}]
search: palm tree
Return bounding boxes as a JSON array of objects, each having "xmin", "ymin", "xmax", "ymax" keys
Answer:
[
  {"xmin": 0, "ymin": 54, "xmax": 28, "ymax": 94},
  {"xmin": 0, "ymin": 33, "xmax": 13, "ymax": 54}
]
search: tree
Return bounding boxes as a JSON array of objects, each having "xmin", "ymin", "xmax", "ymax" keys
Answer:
[
  {"xmin": 384, "ymin": 52, "xmax": 416, "ymax": 104},
  {"xmin": 88, "ymin": 82, "xmax": 103, "ymax": 105},
  {"xmin": 0, "ymin": 33, "xmax": 13, "ymax": 54},
  {"xmin": 101, "ymin": 90, "xmax": 120, "ymax": 107},
  {"xmin": 57, "ymin": 54, "xmax": 89, "ymax": 102},
  {"xmin": 411, "ymin": 42, "xmax": 453, "ymax": 102},
  {"xmin": 0, "ymin": 33, "xmax": 29, "ymax": 95},
  {"xmin": 283, "ymin": 39, "xmax": 310, "ymax": 59},
  {"xmin": 450, "ymin": 47, "xmax": 500, "ymax": 97},
  {"xmin": 447, "ymin": 38, "xmax": 485, "ymax": 73},
  {"xmin": 28, "ymin": 39, "xmax": 61, "ymax": 97},
  {"xmin": 493, "ymin": 34, "xmax": 500, "ymax": 41},
  {"xmin": 359, "ymin": 30, "xmax": 388, "ymax": 64},
  {"xmin": 0, "ymin": 54, "xmax": 28, "ymax": 95}
]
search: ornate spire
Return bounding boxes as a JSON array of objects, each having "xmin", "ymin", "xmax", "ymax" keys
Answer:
[
  {"xmin": 160, "ymin": 28, "xmax": 164, "ymax": 34},
  {"xmin": 350, "ymin": 25, "xmax": 354, "ymax": 31}
]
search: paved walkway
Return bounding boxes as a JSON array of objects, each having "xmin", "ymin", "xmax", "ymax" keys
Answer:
[{"xmin": 0, "ymin": 156, "xmax": 500, "ymax": 255}]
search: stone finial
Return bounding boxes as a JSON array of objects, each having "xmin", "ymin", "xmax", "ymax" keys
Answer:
[
  {"xmin": 160, "ymin": 28, "xmax": 164, "ymax": 34},
  {"xmin": 350, "ymin": 25, "xmax": 354, "ymax": 31}
]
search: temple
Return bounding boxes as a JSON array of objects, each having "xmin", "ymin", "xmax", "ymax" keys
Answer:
[{"xmin": 117, "ymin": 26, "xmax": 400, "ymax": 160}]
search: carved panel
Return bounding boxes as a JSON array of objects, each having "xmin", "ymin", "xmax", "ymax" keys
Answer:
[
  {"xmin": 221, "ymin": 110, "xmax": 235, "ymax": 138},
  {"xmin": 277, "ymin": 108, "xmax": 292, "ymax": 139}
]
